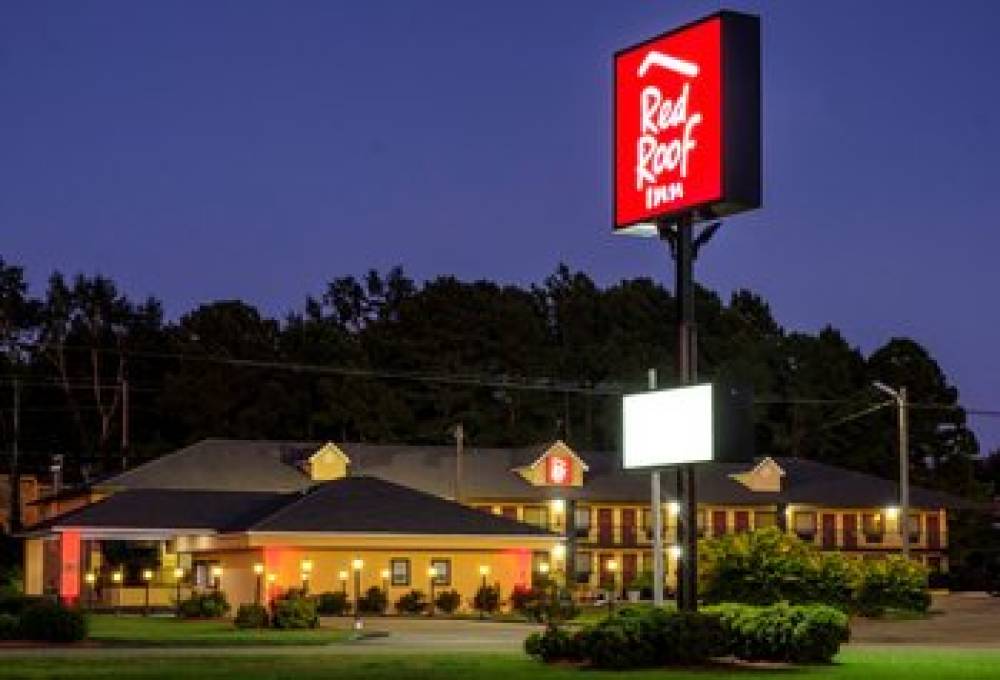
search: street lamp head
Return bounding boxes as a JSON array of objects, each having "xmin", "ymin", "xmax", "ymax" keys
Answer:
[
  {"xmin": 142, "ymin": 569, "xmax": 154, "ymax": 582},
  {"xmin": 300, "ymin": 559, "xmax": 313, "ymax": 573},
  {"xmin": 352, "ymin": 558, "xmax": 364, "ymax": 571},
  {"xmin": 111, "ymin": 570, "xmax": 123, "ymax": 583},
  {"xmin": 253, "ymin": 563, "xmax": 265, "ymax": 576},
  {"xmin": 478, "ymin": 564, "xmax": 490, "ymax": 577},
  {"xmin": 339, "ymin": 570, "xmax": 349, "ymax": 581}
]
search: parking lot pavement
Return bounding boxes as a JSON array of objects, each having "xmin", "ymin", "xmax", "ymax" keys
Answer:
[{"xmin": 850, "ymin": 593, "xmax": 1000, "ymax": 647}]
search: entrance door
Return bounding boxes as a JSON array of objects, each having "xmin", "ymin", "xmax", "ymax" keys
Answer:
[
  {"xmin": 842, "ymin": 514, "xmax": 858, "ymax": 549},
  {"xmin": 711, "ymin": 510, "xmax": 727, "ymax": 537},
  {"xmin": 927, "ymin": 515, "xmax": 941, "ymax": 549},
  {"xmin": 621, "ymin": 509, "xmax": 637, "ymax": 546},
  {"xmin": 622, "ymin": 554, "xmax": 638, "ymax": 592},
  {"xmin": 501, "ymin": 506, "xmax": 517, "ymax": 520},
  {"xmin": 821, "ymin": 514, "xmax": 837, "ymax": 549},
  {"xmin": 734, "ymin": 511, "xmax": 750, "ymax": 533},
  {"xmin": 598, "ymin": 509, "xmax": 614, "ymax": 545}
]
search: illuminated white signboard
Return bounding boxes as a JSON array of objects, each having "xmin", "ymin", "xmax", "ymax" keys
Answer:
[{"xmin": 622, "ymin": 383, "xmax": 713, "ymax": 469}]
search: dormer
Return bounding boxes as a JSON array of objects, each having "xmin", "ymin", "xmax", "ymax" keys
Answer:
[
  {"xmin": 513, "ymin": 441, "xmax": 588, "ymax": 487},
  {"xmin": 304, "ymin": 442, "xmax": 351, "ymax": 482},
  {"xmin": 730, "ymin": 456, "xmax": 785, "ymax": 492}
]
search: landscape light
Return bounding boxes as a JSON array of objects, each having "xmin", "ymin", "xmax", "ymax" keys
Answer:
[
  {"xmin": 253, "ymin": 563, "xmax": 265, "ymax": 576},
  {"xmin": 142, "ymin": 569, "xmax": 153, "ymax": 582},
  {"xmin": 352, "ymin": 558, "xmax": 364, "ymax": 571},
  {"xmin": 111, "ymin": 570, "xmax": 123, "ymax": 584},
  {"xmin": 300, "ymin": 559, "xmax": 313, "ymax": 573},
  {"xmin": 380, "ymin": 568, "xmax": 391, "ymax": 580},
  {"xmin": 84, "ymin": 572, "xmax": 96, "ymax": 585},
  {"xmin": 339, "ymin": 570, "xmax": 349, "ymax": 581},
  {"xmin": 479, "ymin": 565, "xmax": 491, "ymax": 577},
  {"xmin": 266, "ymin": 573, "xmax": 277, "ymax": 584}
]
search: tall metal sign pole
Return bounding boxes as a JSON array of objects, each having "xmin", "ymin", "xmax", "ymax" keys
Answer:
[
  {"xmin": 648, "ymin": 369, "xmax": 664, "ymax": 607},
  {"xmin": 613, "ymin": 11, "xmax": 761, "ymax": 613}
]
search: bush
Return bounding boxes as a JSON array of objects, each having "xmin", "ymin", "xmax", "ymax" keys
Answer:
[
  {"xmin": 234, "ymin": 603, "xmax": 269, "ymax": 629},
  {"xmin": 0, "ymin": 612, "xmax": 19, "ymax": 640},
  {"xmin": 18, "ymin": 599, "xmax": 88, "ymax": 642},
  {"xmin": 473, "ymin": 584, "xmax": 501, "ymax": 615},
  {"xmin": 270, "ymin": 590, "xmax": 319, "ymax": 629},
  {"xmin": 395, "ymin": 589, "xmax": 428, "ymax": 614},
  {"xmin": 434, "ymin": 589, "xmax": 461, "ymax": 614},
  {"xmin": 315, "ymin": 591, "xmax": 349, "ymax": 616},
  {"xmin": 357, "ymin": 586, "xmax": 388, "ymax": 614},
  {"xmin": 709, "ymin": 602, "xmax": 849, "ymax": 664},
  {"xmin": 510, "ymin": 585, "xmax": 544, "ymax": 621},
  {"xmin": 511, "ymin": 580, "xmax": 578, "ymax": 623},
  {"xmin": 0, "ymin": 594, "xmax": 45, "ymax": 617},
  {"xmin": 700, "ymin": 528, "xmax": 930, "ymax": 616},
  {"xmin": 524, "ymin": 624, "xmax": 586, "ymax": 663},
  {"xmin": 178, "ymin": 590, "xmax": 230, "ymax": 619},
  {"xmin": 855, "ymin": 556, "xmax": 931, "ymax": 616}
]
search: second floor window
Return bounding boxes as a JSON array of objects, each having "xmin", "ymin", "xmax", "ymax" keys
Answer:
[
  {"xmin": 523, "ymin": 506, "xmax": 550, "ymax": 529},
  {"xmin": 862, "ymin": 513, "xmax": 884, "ymax": 542}
]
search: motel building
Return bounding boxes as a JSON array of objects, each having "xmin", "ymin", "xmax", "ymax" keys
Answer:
[{"xmin": 23, "ymin": 439, "xmax": 965, "ymax": 611}]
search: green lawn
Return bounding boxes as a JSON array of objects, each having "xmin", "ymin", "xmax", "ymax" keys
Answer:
[
  {"xmin": 2, "ymin": 649, "xmax": 1000, "ymax": 679},
  {"xmin": 86, "ymin": 614, "xmax": 350, "ymax": 646}
]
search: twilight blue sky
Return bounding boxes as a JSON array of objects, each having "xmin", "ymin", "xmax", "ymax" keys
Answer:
[{"xmin": 2, "ymin": 1, "xmax": 999, "ymax": 451}]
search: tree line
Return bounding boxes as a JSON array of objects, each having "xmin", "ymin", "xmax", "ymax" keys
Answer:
[{"xmin": 0, "ymin": 257, "xmax": 992, "ymax": 505}]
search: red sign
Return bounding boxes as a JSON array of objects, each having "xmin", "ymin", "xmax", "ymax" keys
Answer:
[
  {"xmin": 614, "ymin": 12, "xmax": 760, "ymax": 233},
  {"xmin": 546, "ymin": 454, "xmax": 572, "ymax": 486}
]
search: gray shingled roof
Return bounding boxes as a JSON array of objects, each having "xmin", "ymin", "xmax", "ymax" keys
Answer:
[
  {"xmin": 94, "ymin": 439, "xmax": 973, "ymax": 510},
  {"xmin": 37, "ymin": 477, "xmax": 556, "ymax": 537},
  {"xmin": 248, "ymin": 476, "xmax": 555, "ymax": 535},
  {"xmin": 36, "ymin": 489, "xmax": 291, "ymax": 532}
]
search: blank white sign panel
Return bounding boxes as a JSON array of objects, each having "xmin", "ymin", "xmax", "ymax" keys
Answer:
[{"xmin": 622, "ymin": 384, "xmax": 713, "ymax": 468}]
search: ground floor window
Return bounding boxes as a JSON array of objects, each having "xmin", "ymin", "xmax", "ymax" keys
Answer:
[
  {"xmin": 430, "ymin": 558, "xmax": 451, "ymax": 586},
  {"xmin": 390, "ymin": 558, "xmax": 410, "ymax": 586},
  {"xmin": 575, "ymin": 551, "xmax": 592, "ymax": 583},
  {"xmin": 754, "ymin": 510, "xmax": 777, "ymax": 529},
  {"xmin": 794, "ymin": 511, "xmax": 817, "ymax": 541}
]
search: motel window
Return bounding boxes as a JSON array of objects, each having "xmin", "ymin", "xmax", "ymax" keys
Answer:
[
  {"xmin": 697, "ymin": 509, "xmax": 706, "ymax": 538},
  {"xmin": 390, "ymin": 558, "xmax": 410, "ymax": 587},
  {"xmin": 574, "ymin": 506, "xmax": 591, "ymax": 537},
  {"xmin": 908, "ymin": 513, "xmax": 921, "ymax": 542},
  {"xmin": 575, "ymin": 551, "xmax": 592, "ymax": 583},
  {"xmin": 862, "ymin": 513, "xmax": 884, "ymax": 542},
  {"xmin": 523, "ymin": 506, "xmax": 550, "ymax": 530},
  {"xmin": 754, "ymin": 511, "xmax": 777, "ymax": 529},
  {"xmin": 430, "ymin": 559, "xmax": 451, "ymax": 586},
  {"xmin": 793, "ymin": 512, "xmax": 816, "ymax": 540}
]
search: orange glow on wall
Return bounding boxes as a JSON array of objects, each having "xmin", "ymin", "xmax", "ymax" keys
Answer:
[
  {"xmin": 502, "ymin": 547, "xmax": 532, "ymax": 588},
  {"xmin": 59, "ymin": 531, "xmax": 81, "ymax": 604}
]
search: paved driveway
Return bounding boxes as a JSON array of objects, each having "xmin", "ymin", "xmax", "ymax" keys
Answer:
[{"xmin": 850, "ymin": 592, "xmax": 1000, "ymax": 647}]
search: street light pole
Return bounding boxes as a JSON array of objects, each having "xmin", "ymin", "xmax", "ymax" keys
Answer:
[
  {"xmin": 873, "ymin": 381, "xmax": 910, "ymax": 559},
  {"xmin": 352, "ymin": 558, "xmax": 364, "ymax": 630}
]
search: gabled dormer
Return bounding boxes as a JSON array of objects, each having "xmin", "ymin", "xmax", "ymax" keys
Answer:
[
  {"xmin": 304, "ymin": 442, "xmax": 351, "ymax": 482},
  {"xmin": 513, "ymin": 441, "xmax": 588, "ymax": 487},
  {"xmin": 730, "ymin": 456, "xmax": 785, "ymax": 493}
]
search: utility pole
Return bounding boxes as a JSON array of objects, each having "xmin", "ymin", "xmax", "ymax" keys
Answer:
[
  {"xmin": 121, "ymin": 377, "xmax": 129, "ymax": 471},
  {"xmin": 873, "ymin": 382, "xmax": 910, "ymax": 559},
  {"xmin": 648, "ymin": 368, "xmax": 664, "ymax": 607},
  {"xmin": 453, "ymin": 422, "xmax": 464, "ymax": 502},
  {"xmin": 9, "ymin": 377, "xmax": 21, "ymax": 534}
]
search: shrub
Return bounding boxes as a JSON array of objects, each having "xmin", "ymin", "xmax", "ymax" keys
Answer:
[
  {"xmin": 270, "ymin": 590, "xmax": 318, "ymax": 629},
  {"xmin": 524, "ymin": 624, "xmax": 586, "ymax": 663},
  {"xmin": 573, "ymin": 609, "xmax": 725, "ymax": 669},
  {"xmin": 315, "ymin": 591, "xmax": 349, "ymax": 616},
  {"xmin": 473, "ymin": 583, "xmax": 501, "ymax": 615},
  {"xmin": 0, "ymin": 594, "xmax": 45, "ymax": 617},
  {"xmin": 234, "ymin": 603, "xmax": 269, "ymax": 629},
  {"xmin": 18, "ymin": 599, "xmax": 88, "ymax": 642},
  {"xmin": 709, "ymin": 602, "xmax": 849, "ymax": 664},
  {"xmin": 178, "ymin": 590, "xmax": 230, "ymax": 619},
  {"xmin": 358, "ymin": 586, "xmax": 388, "ymax": 614},
  {"xmin": 510, "ymin": 585, "xmax": 544, "ymax": 621},
  {"xmin": 434, "ymin": 589, "xmax": 461, "ymax": 614},
  {"xmin": 0, "ymin": 612, "xmax": 19, "ymax": 640},
  {"xmin": 395, "ymin": 589, "xmax": 428, "ymax": 614},
  {"xmin": 855, "ymin": 556, "xmax": 931, "ymax": 616}
]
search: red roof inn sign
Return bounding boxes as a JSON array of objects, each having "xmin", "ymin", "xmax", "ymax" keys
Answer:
[{"xmin": 613, "ymin": 11, "xmax": 761, "ymax": 233}]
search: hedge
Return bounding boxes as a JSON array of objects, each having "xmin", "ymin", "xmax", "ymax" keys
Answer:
[
  {"xmin": 234, "ymin": 603, "xmax": 269, "ymax": 629},
  {"xmin": 525, "ymin": 603, "xmax": 849, "ymax": 668},
  {"xmin": 700, "ymin": 527, "xmax": 930, "ymax": 615},
  {"xmin": 17, "ymin": 599, "xmax": 88, "ymax": 642},
  {"xmin": 271, "ymin": 590, "xmax": 319, "ymax": 629},
  {"xmin": 315, "ymin": 591, "xmax": 349, "ymax": 616}
]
